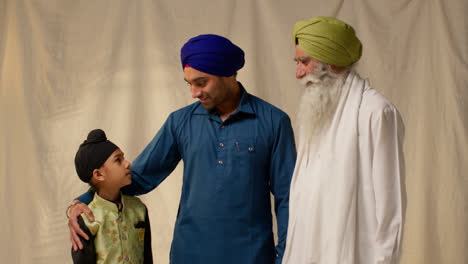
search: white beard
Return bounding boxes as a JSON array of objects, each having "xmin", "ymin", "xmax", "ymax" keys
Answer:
[{"xmin": 296, "ymin": 64, "xmax": 347, "ymax": 146}]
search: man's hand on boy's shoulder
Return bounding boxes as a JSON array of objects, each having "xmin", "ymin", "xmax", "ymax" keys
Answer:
[{"xmin": 68, "ymin": 200, "xmax": 94, "ymax": 251}]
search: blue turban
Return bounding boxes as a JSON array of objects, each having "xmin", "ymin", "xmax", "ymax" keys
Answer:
[{"xmin": 180, "ymin": 34, "xmax": 245, "ymax": 77}]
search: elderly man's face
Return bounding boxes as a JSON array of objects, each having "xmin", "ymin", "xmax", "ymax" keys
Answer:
[
  {"xmin": 294, "ymin": 45, "xmax": 323, "ymax": 79},
  {"xmin": 184, "ymin": 66, "xmax": 232, "ymax": 111}
]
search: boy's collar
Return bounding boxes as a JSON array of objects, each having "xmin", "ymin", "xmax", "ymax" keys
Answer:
[{"xmin": 94, "ymin": 192, "xmax": 124, "ymax": 212}]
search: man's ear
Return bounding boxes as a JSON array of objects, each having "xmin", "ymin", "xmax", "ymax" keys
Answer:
[
  {"xmin": 92, "ymin": 168, "xmax": 105, "ymax": 182},
  {"xmin": 223, "ymin": 74, "xmax": 238, "ymax": 87}
]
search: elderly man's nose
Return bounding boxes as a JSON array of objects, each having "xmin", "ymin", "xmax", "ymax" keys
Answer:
[{"xmin": 296, "ymin": 64, "xmax": 306, "ymax": 79}]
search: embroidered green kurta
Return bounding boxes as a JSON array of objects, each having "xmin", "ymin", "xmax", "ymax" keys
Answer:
[{"xmin": 72, "ymin": 193, "xmax": 152, "ymax": 264}]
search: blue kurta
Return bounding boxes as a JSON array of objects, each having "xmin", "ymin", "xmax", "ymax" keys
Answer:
[{"xmin": 80, "ymin": 83, "xmax": 296, "ymax": 264}]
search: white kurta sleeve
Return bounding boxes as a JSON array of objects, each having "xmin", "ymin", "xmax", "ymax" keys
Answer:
[{"xmin": 369, "ymin": 105, "xmax": 405, "ymax": 264}]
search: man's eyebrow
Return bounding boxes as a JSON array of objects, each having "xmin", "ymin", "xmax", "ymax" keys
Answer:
[
  {"xmin": 294, "ymin": 56, "xmax": 310, "ymax": 62},
  {"xmin": 184, "ymin": 76, "xmax": 206, "ymax": 83}
]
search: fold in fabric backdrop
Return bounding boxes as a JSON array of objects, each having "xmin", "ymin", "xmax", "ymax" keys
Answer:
[{"xmin": 1, "ymin": 0, "xmax": 467, "ymax": 263}]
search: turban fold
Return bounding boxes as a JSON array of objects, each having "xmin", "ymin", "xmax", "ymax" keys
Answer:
[
  {"xmin": 293, "ymin": 16, "xmax": 362, "ymax": 67},
  {"xmin": 181, "ymin": 34, "xmax": 245, "ymax": 77},
  {"xmin": 74, "ymin": 129, "xmax": 119, "ymax": 183}
]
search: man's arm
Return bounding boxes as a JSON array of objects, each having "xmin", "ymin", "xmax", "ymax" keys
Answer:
[
  {"xmin": 269, "ymin": 114, "xmax": 297, "ymax": 264},
  {"xmin": 121, "ymin": 113, "xmax": 182, "ymax": 196},
  {"xmin": 370, "ymin": 106, "xmax": 406, "ymax": 264},
  {"xmin": 68, "ymin": 187, "xmax": 97, "ymax": 251},
  {"xmin": 68, "ymin": 198, "xmax": 94, "ymax": 251}
]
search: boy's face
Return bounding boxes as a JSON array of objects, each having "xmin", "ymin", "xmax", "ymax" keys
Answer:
[{"xmin": 100, "ymin": 148, "xmax": 132, "ymax": 189}]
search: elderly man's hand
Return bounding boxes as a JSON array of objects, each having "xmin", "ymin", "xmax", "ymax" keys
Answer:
[{"xmin": 68, "ymin": 200, "xmax": 94, "ymax": 251}]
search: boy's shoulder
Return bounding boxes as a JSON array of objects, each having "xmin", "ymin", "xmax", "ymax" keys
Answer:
[
  {"xmin": 122, "ymin": 194, "xmax": 147, "ymax": 210},
  {"xmin": 85, "ymin": 194, "xmax": 146, "ymax": 219}
]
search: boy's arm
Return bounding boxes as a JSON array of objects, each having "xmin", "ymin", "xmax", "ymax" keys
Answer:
[
  {"xmin": 143, "ymin": 207, "xmax": 153, "ymax": 264},
  {"xmin": 71, "ymin": 216, "xmax": 96, "ymax": 264}
]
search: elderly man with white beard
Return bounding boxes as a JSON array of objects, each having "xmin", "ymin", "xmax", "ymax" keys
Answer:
[{"xmin": 283, "ymin": 17, "xmax": 406, "ymax": 264}]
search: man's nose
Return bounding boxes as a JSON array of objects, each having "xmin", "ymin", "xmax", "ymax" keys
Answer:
[
  {"xmin": 125, "ymin": 160, "xmax": 131, "ymax": 169},
  {"xmin": 191, "ymin": 85, "xmax": 201, "ymax": 98},
  {"xmin": 296, "ymin": 64, "xmax": 306, "ymax": 79}
]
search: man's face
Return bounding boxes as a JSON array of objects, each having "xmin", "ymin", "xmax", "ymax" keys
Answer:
[
  {"xmin": 184, "ymin": 66, "xmax": 232, "ymax": 111},
  {"xmin": 295, "ymin": 45, "xmax": 323, "ymax": 80},
  {"xmin": 294, "ymin": 45, "xmax": 348, "ymax": 142}
]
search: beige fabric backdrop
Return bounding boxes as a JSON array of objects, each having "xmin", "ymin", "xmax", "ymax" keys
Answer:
[{"xmin": 1, "ymin": 0, "xmax": 467, "ymax": 263}]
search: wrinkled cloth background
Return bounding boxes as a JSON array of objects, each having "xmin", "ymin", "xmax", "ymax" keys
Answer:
[{"xmin": 0, "ymin": 0, "xmax": 466, "ymax": 263}]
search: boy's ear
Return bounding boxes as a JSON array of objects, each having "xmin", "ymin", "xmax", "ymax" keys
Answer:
[{"xmin": 92, "ymin": 168, "xmax": 105, "ymax": 182}]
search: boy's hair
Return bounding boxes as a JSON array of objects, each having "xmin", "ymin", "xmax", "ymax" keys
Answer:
[{"xmin": 75, "ymin": 129, "xmax": 119, "ymax": 183}]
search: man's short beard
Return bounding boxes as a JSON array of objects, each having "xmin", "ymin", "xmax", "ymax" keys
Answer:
[{"xmin": 296, "ymin": 62, "xmax": 347, "ymax": 145}]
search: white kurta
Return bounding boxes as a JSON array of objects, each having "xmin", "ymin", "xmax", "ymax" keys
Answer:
[{"xmin": 283, "ymin": 72, "xmax": 405, "ymax": 264}]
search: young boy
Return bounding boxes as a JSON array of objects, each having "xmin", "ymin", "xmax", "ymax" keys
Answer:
[{"xmin": 71, "ymin": 129, "xmax": 152, "ymax": 264}]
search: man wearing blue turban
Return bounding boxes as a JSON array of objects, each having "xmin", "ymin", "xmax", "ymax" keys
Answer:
[{"xmin": 68, "ymin": 34, "xmax": 297, "ymax": 264}]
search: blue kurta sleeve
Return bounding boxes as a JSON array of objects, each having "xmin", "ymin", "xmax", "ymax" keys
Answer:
[
  {"xmin": 76, "ymin": 189, "xmax": 94, "ymax": 204},
  {"xmin": 269, "ymin": 114, "xmax": 296, "ymax": 264},
  {"xmin": 122, "ymin": 113, "xmax": 182, "ymax": 196}
]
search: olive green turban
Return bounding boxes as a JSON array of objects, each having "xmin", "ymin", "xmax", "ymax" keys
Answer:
[{"xmin": 293, "ymin": 16, "xmax": 362, "ymax": 67}]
